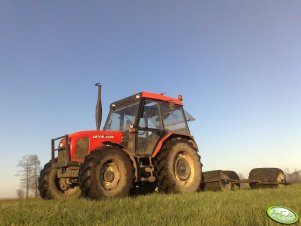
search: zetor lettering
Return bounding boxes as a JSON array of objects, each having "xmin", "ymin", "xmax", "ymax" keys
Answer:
[{"xmin": 93, "ymin": 135, "xmax": 115, "ymax": 139}]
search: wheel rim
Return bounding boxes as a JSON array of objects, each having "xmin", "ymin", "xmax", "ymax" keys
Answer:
[
  {"xmin": 99, "ymin": 160, "xmax": 121, "ymax": 190},
  {"xmin": 174, "ymin": 152, "xmax": 195, "ymax": 186}
]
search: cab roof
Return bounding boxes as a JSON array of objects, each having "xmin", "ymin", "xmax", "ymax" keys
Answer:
[
  {"xmin": 141, "ymin": 92, "xmax": 183, "ymax": 105},
  {"xmin": 110, "ymin": 92, "xmax": 183, "ymax": 110}
]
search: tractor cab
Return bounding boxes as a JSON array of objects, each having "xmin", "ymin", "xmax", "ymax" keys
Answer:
[{"xmin": 104, "ymin": 92, "xmax": 193, "ymax": 156}]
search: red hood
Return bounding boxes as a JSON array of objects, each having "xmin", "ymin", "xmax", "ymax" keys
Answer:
[{"xmin": 67, "ymin": 130, "xmax": 123, "ymax": 161}]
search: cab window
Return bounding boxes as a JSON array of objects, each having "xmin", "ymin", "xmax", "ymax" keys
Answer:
[{"xmin": 161, "ymin": 102, "xmax": 189, "ymax": 134}]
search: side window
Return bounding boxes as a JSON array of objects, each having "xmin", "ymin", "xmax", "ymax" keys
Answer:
[
  {"xmin": 139, "ymin": 100, "xmax": 162, "ymax": 130},
  {"xmin": 161, "ymin": 102, "xmax": 189, "ymax": 134}
]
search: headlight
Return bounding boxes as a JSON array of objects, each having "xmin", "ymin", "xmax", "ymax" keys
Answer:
[{"xmin": 58, "ymin": 139, "xmax": 66, "ymax": 149}]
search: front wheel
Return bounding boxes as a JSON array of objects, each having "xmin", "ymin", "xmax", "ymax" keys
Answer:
[
  {"xmin": 38, "ymin": 162, "xmax": 81, "ymax": 199},
  {"xmin": 79, "ymin": 146, "xmax": 134, "ymax": 199},
  {"xmin": 154, "ymin": 138, "xmax": 202, "ymax": 193}
]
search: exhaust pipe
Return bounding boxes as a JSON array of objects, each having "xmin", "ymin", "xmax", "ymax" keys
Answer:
[{"xmin": 95, "ymin": 83, "xmax": 102, "ymax": 130}]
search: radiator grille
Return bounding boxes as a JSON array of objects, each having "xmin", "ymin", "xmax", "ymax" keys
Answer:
[{"xmin": 76, "ymin": 137, "xmax": 89, "ymax": 159}]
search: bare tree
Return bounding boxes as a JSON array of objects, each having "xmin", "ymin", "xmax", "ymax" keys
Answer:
[
  {"xmin": 17, "ymin": 155, "xmax": 31, "ymax": 198},
  {"xmin": 284, "ymin": 168, "xmax": 290, "ymax": 175},
  {"xmin": 288, "ymin": 170, "xmax": 301, "ymax": 183},
  {"xmin": 16, "ymin": 189, "xmax": 25, "ymax": 199},
  {"xmin": 284, "ymin": 168, "xmax": 301, "ymax": 183},
  {"xmin": 29, "ymin": 155, "xmax": 41, "ymax": 198},
  {"xmin": 17, "ymin": 154, "xmax": 41, "ymax": 198}
]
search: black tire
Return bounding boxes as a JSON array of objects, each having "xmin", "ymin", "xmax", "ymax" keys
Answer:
[
  {"xmin": 79, "ymin": 146, "xmax": 134, "ymax": 199},
  {"xmin": 38, "ymin": 162, "xmax": 81, "ymax": 199},
  {"xmin": 154, "ymin": 138, "xmax": 202, "ymax": 193}
]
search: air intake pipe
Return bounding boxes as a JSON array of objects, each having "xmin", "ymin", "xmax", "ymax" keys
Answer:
[{"xmin": 95, "ymin": 83, "xmax": 102, "ymax": 130}]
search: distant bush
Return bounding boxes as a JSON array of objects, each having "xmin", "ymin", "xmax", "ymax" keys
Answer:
[{"xmin": 284, "ymin": 169, "xmax": 301, "ymax": 183}]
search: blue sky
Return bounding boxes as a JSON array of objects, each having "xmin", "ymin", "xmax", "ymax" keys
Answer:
[{"xmin": 0, "ymin": 1, "xmax": 300, "ymax": 198}]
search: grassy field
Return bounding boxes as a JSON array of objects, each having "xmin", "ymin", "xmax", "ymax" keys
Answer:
[{"xmin": 1, "ymin": 184, "xmax": 300, "ymax": 226}]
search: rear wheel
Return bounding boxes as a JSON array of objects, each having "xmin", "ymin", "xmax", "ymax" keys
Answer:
[
  {"xmin": 154, "ymin": 138, "xmax": 202, "ymax": 193},
  {"xmin": 79, "ymin": 146, "xmax": 134, "ymax": 199},
  {"xmin": 38, "ymin": 162, "xmax": 81, "ymax": 199}
]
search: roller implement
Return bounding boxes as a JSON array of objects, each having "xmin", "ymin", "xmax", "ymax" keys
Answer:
[
  {"xmin": 38, "ymin": 84, "xmax": 288, "ymax": 200},
  {"xmin": 201, "ymin": 168, "xmax": 288, "ymax": 192}
]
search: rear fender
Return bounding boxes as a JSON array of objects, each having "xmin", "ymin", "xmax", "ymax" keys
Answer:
[{"xmin": 151, "ymin": 133, "xmax": 198, "ymax": 158}]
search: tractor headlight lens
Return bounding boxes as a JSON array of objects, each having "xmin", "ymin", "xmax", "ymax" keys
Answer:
[{"xmin": 58, "ymin": 139, "xmax": 66, "ymax": 149}]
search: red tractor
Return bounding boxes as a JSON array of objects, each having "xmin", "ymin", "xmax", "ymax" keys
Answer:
[{"xmin": 38, "ymin": 84, "xmax": 202, "ymax": 199}]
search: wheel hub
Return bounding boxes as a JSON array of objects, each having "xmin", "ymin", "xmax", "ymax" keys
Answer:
[
  {"xmin": 104, "ymin": 169, "xmax": 115, "ymax": 182},
  {"xmin": 99, "ymin": 161, "xmax": 121, "ymax": 190},
  {"xmin": 175, "ymin": 157, "xmax": 191, "ymax": 181}
]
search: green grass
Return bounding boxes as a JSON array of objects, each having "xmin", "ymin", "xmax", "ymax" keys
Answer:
[{"xmin": 1, "ymin": 184, "xmax": 300, "ymax": 226}]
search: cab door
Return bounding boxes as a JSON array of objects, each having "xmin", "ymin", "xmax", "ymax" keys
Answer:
[{"xmin": 136, "ymin": 100, "xmax": 163, "ymax": 155}]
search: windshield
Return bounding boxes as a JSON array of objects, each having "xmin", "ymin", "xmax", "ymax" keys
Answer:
[{"xmin": 104, "ymin": 102, "xmax": 140, "ymax": 132}]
